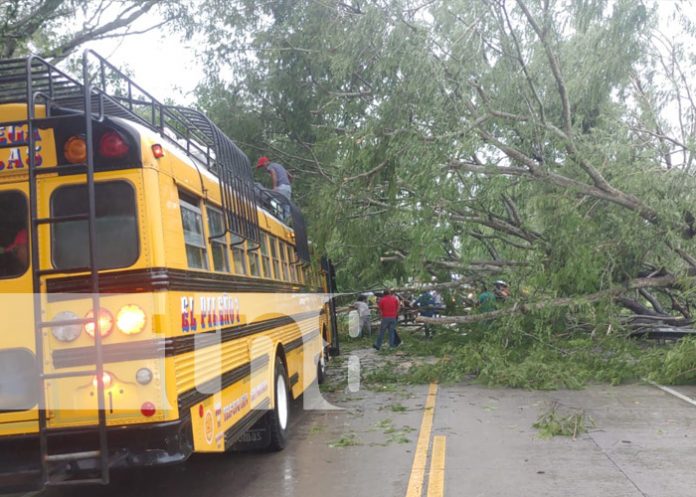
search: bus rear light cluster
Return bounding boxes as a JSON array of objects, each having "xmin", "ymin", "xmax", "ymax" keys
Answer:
[
  {"xmin": 136, "ymin": 368, "xmax": 153, "ymax": 385},
  {"xmin": 116, "ymin": 304, "xmax": 146, "ymax": 335},
  {"xmin": 61, "ymin": 128, "xmax": 131, "ymax": 165},
  {"xmin": 98, "ymin": 130, "xmax": 130, "ymax": 158},
  {"xmin": 50, "ymin": 311, "xmax": 82, "ymax": 342},
  {"xmin": 63, "ymin": 136, "xmax": 87, "ymax": 164},
  {"xmin": 83, "ymin": 305, "xmax": 146, "ymax": 339},
  {"xmin": 141, "ymin": 402, "xmax": 156, "ymax": 417},
  {"xmin": 84, "ymin": 309, "xmax": 114, "ymax": 338},
  {"xmin": 92, "ymin": 371, "xmax": 113, "ymax": 389}
]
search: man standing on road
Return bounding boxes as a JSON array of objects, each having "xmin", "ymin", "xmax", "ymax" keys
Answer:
[
  {"xmin": 415, "ymin": 290, "xmax": 437, "ymax": 339},
  {"xmin": 353, "ymin": 294, "xmax": 371, "ymax": 338},
  {"xmin": 257, "ymin": 156, "xmax": 292, "ymax": 221},
  {"xmin": 374, "ymin": 289, "xmax": 401, "ymax": 351}
]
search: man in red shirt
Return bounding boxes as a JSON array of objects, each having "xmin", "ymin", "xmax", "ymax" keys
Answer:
[{"xmin": 374, "ymin": 289, "xmax": 401, "ymax": 350}]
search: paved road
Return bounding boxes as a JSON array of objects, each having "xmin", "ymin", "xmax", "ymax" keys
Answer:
[{"xmin": 7, "ymin": 383, "xmax": 696, "ymax": 497}]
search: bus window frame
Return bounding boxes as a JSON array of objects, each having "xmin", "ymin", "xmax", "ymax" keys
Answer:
[
  {"xmin": 179, "ymin": 194, "xmax": 209, "ymax": 271},
  {"xmin": 206, "ymin": 204, "xmax": 230, "ymax": 273},
  {"xmin": 50, "ymin": 179, "xmax": 140, "ymax": 272},
  {"xmin": 230, "ymin": 234, "xmax": 248, "ymax": 276},
  {"xmin": 0, "ymin": 189, "xmax": 29, "ymax": 280},
  {"xmin": 247, "ymin": 241, "xmax": 260, "ymax": 277},
  {"xmin": 259, "ymin": 232, "xmax": 272, "ymax": 279},
  {"xmin": 270, "ymin": 236, "xmax": 282, "ymax": 281},
  {"xmin": 281, "ymin": 241, "xmax": 291, "ymax": 282}
]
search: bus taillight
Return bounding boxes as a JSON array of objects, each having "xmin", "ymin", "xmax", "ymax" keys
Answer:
[
  {"xmin": 63, "ymin": 136, "xmax": 87, "ymax": 164},
  {"xmin": 141, "ymin": 402, "xmax": 156, "ymax": 417},
  {"xmin": 84, "ymin": 309, "xmax": 114, "ymax": 338},
  {"xmin": 92, "ymin": 371, "xmax": 113, "ymax": 389},
  {"xmin": 116, "ymin": 304, "xmax": 146, "ymax": 335},
  {"xmin": 98, "ymin": 130, "xmax": 130, "ymax": 158}
]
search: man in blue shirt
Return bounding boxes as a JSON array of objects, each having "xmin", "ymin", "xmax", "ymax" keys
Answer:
[
  {"xmin": 415, "ymin": 291, "xmax": 437, "ymax": 338},
  {"xmin": 257, "ymin": 156, "xmax": 292, "ymax": 221}
]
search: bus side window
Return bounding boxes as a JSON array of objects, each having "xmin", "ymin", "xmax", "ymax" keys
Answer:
[
  {"xmin": 270, "ymin": 236, "xmax": 281, "ymax": 281},
  {"xmin": 247, "ymin": 243, "xmax": 260, "ymax": 277},
  {"xmin": 179, "ymin": 193, "xmax": 208, "ymax": 270},
  {"xmin": 280, "ymin": 241, "xmax": 290, "ymax": 281},
  {"xmin": 297, "ymin": 258, "xmax": 305, "ymax": 285},
  {"xmin": 206, "ymin": 205, "xmax": 229, "ymax": 272},
  {"xmin": 287, "ymin": 243, "xmax": 297, "ymax": 282},
  {"xmin": 0, "ymin": 191, "xmax": 28, "ymax": 278},
  {"xmin": 260, "ymin": 232, "xmax": 272, "ymax": 278},
  {"xmin": 231, "ymin": 235, "xmax": 247, "ymax": 275}
]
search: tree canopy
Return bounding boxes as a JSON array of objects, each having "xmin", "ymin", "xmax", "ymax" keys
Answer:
[
  {"xmin": 191, "ymin": 0, "xmax": 696, "ymax": 333},
  {"xmin": 0, "ymin": 0, "xmax": 194, "ymax": 61}
]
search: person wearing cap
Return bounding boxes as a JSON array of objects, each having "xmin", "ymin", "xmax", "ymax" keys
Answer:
[
  {"xmin": 351, "ymin": 294, "xmax": 371, "ymax": 338},
  {"xmin": 478, "ymin": 280, "xmax": 510, "ymax": 313},
  {"xmin": 494, "ymin": 280, "xmax": 510, "ymax": 300},
  {"xmin": 0, "ymin": 227, "xmax": 28, "ymax": 274},
  {"xmin": 256, "ymin": 156, "xmax": 292, "ymax": 221}
]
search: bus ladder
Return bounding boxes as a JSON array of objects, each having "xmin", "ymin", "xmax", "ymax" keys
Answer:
[{"xmin": 24, "ymin": 54, "xmax": 110, "ymax": 486}]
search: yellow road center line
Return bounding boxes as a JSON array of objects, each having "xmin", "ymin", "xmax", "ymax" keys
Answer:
[
  {"xmin": 405, "ymin": 383, "xmax": 438, "ymax": 497},
  {"xmin": 427, "ymin": 436, "xmax": 446, "ymax": 497}
]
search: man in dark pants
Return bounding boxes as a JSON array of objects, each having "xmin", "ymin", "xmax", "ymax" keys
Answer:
[
  {"xmin": 415, "ymin": 290, "xmax": 437, "ymax": 339},
  {"xmin": 374, "ymin": 289, "xmax": 401, "ymax": 351}
]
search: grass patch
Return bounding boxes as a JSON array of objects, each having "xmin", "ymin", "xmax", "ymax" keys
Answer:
[
  {"xmin": 389, "ymin": 402, "xmax": 407, "ymax": 412},
  {"xmin": 533, "ymin": 403, "xmax": 594, "ymax": 439},
  {"xmin": 399, "ymin": 329, "xmax": 676, "ymax": 390},
  {"xmin": 372, "ymin": 418, "xmax": 415, "ymax": 445},
  {"xmin": 329, "ymin": 433, "xmax": 362, "ymax": 448},
  {"xmin": 332, "ymin": 314, "xmax": 690, "ymax": 391}
]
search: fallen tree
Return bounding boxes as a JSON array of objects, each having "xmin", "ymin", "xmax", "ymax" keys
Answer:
[
  {"xmin": 417, "ymin": 275, "xmax": 679, "ymax": 325},
  {"xmin": 195, "ymin": 0, "xmax": 696, "ymax": 339}
]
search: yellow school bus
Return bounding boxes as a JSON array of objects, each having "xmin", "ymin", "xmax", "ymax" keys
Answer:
[{"xmin": 0, "ymin": 51, "xmax": 339, "ymax": 491}]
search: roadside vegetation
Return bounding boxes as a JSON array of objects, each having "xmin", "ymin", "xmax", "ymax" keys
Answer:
[{"xmin": 331, "ymin": 314, "xmax": 696, "ymax": 390}]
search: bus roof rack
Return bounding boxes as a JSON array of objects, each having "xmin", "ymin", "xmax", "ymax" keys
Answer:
[
  {"xmin": 254, "ymin": 184, "xmax": 311, "ymax": 263},
  {"xmin": 0, "ymin": 51, "xmax": 271, "ymax": 244}
]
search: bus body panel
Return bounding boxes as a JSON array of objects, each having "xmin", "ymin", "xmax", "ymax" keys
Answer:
[{"xmin": 0, "ymin": 100, "xmax": 334, "ymax": 484}]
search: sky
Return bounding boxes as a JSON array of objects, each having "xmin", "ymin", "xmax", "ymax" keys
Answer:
[
  {"xmin": 82, "ymin": 24, "xmax": 203, "ymax": 104},
  {"xmin": 75, "ymin": 1, "xmax": 694, "ymax": 109}
]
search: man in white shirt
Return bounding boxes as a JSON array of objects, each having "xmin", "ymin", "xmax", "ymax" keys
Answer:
[{"xmin": 353, "ymin": 295, "xmax": 371, "ymax": 337}]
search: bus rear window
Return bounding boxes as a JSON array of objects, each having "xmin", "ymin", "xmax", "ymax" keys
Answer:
[
  {"xmin": 0, "ymin": 191, "xmax": 28, "ymax": 279},
  {"xmin": 51, "ymin": 181, "xmax": 139, "ymax": 270}
]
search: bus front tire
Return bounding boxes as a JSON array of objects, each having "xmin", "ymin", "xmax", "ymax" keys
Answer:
[{"xmin": 267, "ymin": 357, "xmax": 290, "ymax": 451}]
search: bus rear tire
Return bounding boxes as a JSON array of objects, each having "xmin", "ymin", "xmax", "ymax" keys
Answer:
[
  {"xmin": 267, "ymin": 357, "xmax": 290, "ymax": 451},
  {"xmin": 317, "ymin": 349, "xmax": 327, "ymax": 385}
]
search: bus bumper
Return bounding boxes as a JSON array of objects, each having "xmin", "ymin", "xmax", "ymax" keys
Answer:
[{"xmin": 0, "ymin": 417, "xmax": 192, "ymax": 492}]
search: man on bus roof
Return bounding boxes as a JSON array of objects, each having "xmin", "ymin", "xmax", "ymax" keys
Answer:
[{"xmin": 257, "ymin": 156, "xmax": 292, "ymax": 221}]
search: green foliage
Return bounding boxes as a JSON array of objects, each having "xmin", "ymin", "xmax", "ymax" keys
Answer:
[
  {"xmin": 375, "ymin": 324, "xmax": 683, "ymax": 390},
  {"xmin": 329, "ymin": 433, "xmax": 362, "ymax": 448},
  {"xmin": 1, "ymin": 2, "xmax": 194, "ymax": 60},
  {"xmin": 388, "ymin": 403, "xmax": 407, "ymax": 412},
  {"xmin": 648, "ymin": 337, "xmax": 696, "ymax": 384},
  {"xmin": 192, "ymin": 0, "xmax": 696, "ymax": 357},
  {"xmin": 533, "ymin": 403, "xmax": 594, "ymax": 439}
]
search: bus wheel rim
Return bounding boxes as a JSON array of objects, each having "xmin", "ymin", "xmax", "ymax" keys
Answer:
[{"xmin": 277, "ymin": 374, "xmax": 288, "ymax": 430}]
